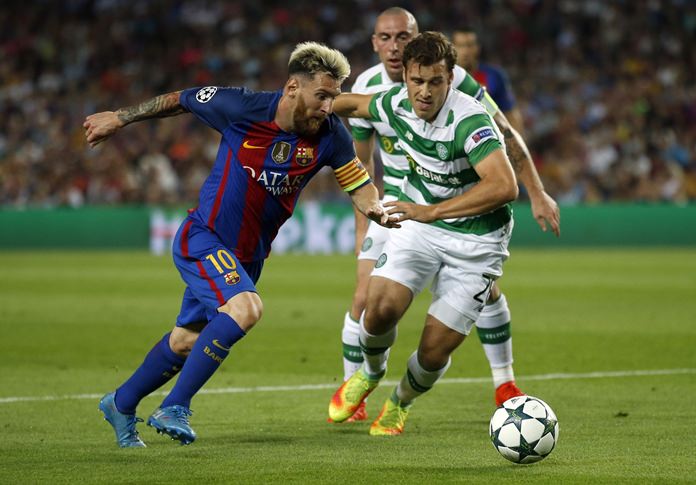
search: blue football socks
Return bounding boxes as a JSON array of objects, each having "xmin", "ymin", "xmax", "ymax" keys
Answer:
[
  {"xmin": 114, "ymin": 332, "xmax": 186, "ymax": 415},
  {"xmin": 161, "ymin": 313, "xmax": 245, "ymax": 409}
]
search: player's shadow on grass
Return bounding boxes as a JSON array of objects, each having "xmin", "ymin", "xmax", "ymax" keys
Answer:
[
  {"xmin": 381, "ymin": 464, "xmax": 518, "ymax": 474},
  {"xmin": 205, "ymin": 434, "xmax": 297, "ymax": 445},
  {"xmin": 325, "ymin": 426, "xmax": 374, "ymax": 435}
]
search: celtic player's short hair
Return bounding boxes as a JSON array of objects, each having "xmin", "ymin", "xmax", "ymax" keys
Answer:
[
  {"xmin": 288, "ymin": 42, "xmax": 351, "ymax": 83},
  {"xmin": 403, "ymin": 31, "xmax": 457, "ymax": 72}
]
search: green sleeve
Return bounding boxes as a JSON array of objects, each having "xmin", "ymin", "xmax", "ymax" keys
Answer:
[
  {"xmin": 351, "ymin": 125, "xmax": 375, "ymax": 141},
  {"xmin": 454, "ymin": 113, "xmax": 503, "ymax": 165},
  {"xmin": 455, "ymin": 72, "xmax": 500, "ymax": 117},
  {"xmin": 455, "ymin": 71, "xmax": 482, "ymax": 97},
  {"xmin": 367, "ymin": 94, "xmax": 382, "ymax": 122}
]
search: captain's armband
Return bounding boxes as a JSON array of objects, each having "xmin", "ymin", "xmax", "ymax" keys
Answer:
[{"xmin": 334, "ymin": 158, "xmax": 371, "ymax": 192}]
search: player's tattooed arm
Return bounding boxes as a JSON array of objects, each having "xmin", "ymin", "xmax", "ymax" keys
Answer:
[
  {"xmin": 116, "ymin": 91, "xmax": 187, "ymax": 126},
  {"xmin": 493, "ymin": 113, "xmax": 561, "ymax": 237},
  {"xmin": 492, "ymin": 111, "xmax": 530, "ymax": 178},
  {"xmin": 501, "ymin": 126, "xmax": 531, "ymax": 176},
  {"xmin": 84, "ymin": 91, "xmax": 188, "ymax": 147}
]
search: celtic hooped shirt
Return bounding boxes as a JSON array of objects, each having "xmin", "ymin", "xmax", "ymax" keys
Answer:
[{"xmin": 368, "ymin": 85, "xmax": 511, "ymax": 237}]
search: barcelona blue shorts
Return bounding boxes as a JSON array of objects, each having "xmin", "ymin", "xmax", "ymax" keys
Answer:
[{"xmin": 172, "ymin": 218, "xmax": 263, "ymax": 327}]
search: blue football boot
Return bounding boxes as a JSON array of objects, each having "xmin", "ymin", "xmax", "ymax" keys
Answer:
[
  {"xmin": 147, "ymin": 405, "xmax": 196, "ymax": 445},
  {"xmin": 99, "ymin": 392, "xmax": 146, "ymax": 448}
]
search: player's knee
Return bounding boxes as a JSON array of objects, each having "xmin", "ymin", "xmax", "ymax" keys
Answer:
[
  {"xmin": 218, "ymin": 292, "xmax": 263, "ymax": 331},
  {"xmin": 170, "ymin": 337, "xmax": 194, "ymax": 356},
  {"xmin": 364, "ymin": 297, "xmax": 401, "ymax": 327},
  {"xmin": 169, "ymin": 327, "xmax": 201, "ymax": 356},
  {"xmin": 417, "ymin": 346, "xmax": 450, "ymax": 372}
]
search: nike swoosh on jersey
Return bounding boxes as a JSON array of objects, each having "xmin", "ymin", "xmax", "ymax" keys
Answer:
[
  {"xmin": 242, "ymin": 140, "xmax": 265, "ymax": 149},
  {"xmin": 212, "ymin": 339, "xmax": 231, "ymax": 351}
]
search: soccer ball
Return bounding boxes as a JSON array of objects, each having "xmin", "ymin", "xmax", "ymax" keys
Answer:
[{"xmin": 489, "ymin": 395, "xmax": 559, "ymax": 464}]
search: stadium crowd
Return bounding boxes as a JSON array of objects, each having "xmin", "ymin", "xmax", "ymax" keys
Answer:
[{"xmin": 1, "ymin": 0, "xmax": 695, "ymax": 207}]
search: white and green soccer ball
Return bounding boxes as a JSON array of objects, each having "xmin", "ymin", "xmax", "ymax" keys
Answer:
[{"xmin": 489, "ymin": 395, "xmax": 559, "ymax": 464}]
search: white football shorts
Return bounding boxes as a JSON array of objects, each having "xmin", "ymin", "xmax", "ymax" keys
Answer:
[
  {"xmin": 370, "ymin": 219, "xmax": 513, "ymax": 335},
  {"xmin": 357, "ymin": 194, "xmax": 398, "ymax": 261}
]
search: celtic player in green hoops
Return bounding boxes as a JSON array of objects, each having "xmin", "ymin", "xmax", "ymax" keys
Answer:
[
  {"xmin": 334, "ymin": 7, "xmax": 560, "ymax": 426},
  {"xmin": 329, "ymin": 31, "xmax": 531, "ymax": 435}
]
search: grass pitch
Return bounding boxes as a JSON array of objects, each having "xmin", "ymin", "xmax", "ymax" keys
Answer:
[{"xmin": 0, "ymin": 248, "xmax": 695, "ymax": 484}]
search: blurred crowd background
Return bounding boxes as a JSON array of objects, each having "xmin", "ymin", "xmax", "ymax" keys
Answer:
[{"xmin": 1, "ymin": 0, "xmax": 695, "ymax": 208}]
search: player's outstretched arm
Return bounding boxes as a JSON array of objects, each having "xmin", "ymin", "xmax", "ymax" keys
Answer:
[
  {"xmin": 492, "ymin": 111, "xmax": 561, "ymax": 236},
  {"xmin": 504, "ymin": 107, "xmax": 526, "ymax": 136},
  {"xmin": 349, "ymin": 183, "xmax": 400, "ymax": 229},
  {"xmin": 352, "ymin": 137, "xmax": 377, "ymax": 255},
  {"xmin": 83, "ymin": 91, "xmax": 186, "ymax": 147},
  {"xmin": 385, "ymin": 149, "xmax": 518, "ymax": 223},
  {"xmin": 333, "ymin": 93, "xmax": 374, "ymax": 119}
]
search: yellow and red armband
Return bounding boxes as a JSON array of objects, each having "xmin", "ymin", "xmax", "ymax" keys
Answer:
[{"xmin": 334, "ymin": 158, "xmax": 371, "ymax": 192}]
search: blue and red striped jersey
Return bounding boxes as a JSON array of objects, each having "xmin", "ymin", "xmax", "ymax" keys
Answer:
[
  {"xmin": 180, "ymin": 86, "xmax": 368, "ymax": 263},
  {"xmin": 472, "ymin": 63, "xmax": 517, "ymax": 113}
]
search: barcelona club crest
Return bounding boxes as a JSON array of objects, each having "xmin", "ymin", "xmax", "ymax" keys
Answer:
[
  {"xmin": 224, "ymin": 271, "xmax": 240, "ymax": 285},
  {"xmin": 271, "ymin": 141, "xmax": 292, "ymax": 164},
  {"xmin": 296, "ymin": 147, "xmax": 314, "ymax": 166}
]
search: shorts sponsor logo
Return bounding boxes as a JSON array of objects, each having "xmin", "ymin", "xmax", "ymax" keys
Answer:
[
  {"xmin": 375, "ymin": 253, "xmax": 387, "ymax": 268},
  {"xmin": 361, "ymin": 237, "xmax": 373, "ymax": 252},
  {"xmin": 272, "ymin": 141, "xmax": 292, "ymax": 164},
  {"xmin": 195, "ymin": 86, "xmax": 217, "ymax": 103},
  {"xmin": 224, "ymin": 271, "xmax": 240, "ymax": 285}
]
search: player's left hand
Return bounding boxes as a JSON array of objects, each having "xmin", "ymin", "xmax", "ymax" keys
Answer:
[
  {"xmin": 384, "ymin": 200, "xmax": 436, "ymax": 223},
  {"xmin": 530, "ymin": 191, "xmax": 561, "ymax": 237},
  {"xmin": 366, "ymin": 204, "xmax": 401, "ymax": 228}
]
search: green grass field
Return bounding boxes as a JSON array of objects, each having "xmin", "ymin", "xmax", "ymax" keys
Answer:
[{"xmin": 1, "ymin": 249, "xmax": 695, "ymax": 484}]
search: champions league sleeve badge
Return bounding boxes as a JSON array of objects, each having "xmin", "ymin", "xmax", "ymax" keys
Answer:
[{"xmin": 196, "ymin": 86, "xmax": 218, "ymax": 103}]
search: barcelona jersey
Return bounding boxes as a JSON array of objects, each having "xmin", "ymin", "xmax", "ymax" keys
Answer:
[
  {"xmin": 472, "ymin": 63, "xmax": 516, "ymax": 113},
  {"xmin": 179, "ymin": 86, "xmax": 370, "ymax": 263}
]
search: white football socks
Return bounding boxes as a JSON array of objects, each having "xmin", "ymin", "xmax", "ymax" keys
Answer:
[
  {"xmin": 341, "ymin": 312, "xmax": 363, "ymax": 381},
  {"xmin": 475, "ymin": 293, "xmax": 514, "ymax": 387},
  {"xmin": 491, "ymin": 365, "xmax": 515, "ymax": 389},
  {"xmin": 359, "ymin": 316, "xmax": 396, "ymax": 379},
  {"xmin": 396, "ymin": 351, "xmax": 451, "ymax": 405}
]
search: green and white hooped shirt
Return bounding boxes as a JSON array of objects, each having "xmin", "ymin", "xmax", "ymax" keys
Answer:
[
  {"xmin": 349, "ymin": 63, "xmax": 494, "ymax": 199},
  {"xmin": 368, "ymin": 85, "xmax": 511, "ymax": 237}
]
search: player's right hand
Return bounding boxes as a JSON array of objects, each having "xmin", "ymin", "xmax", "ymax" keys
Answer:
[
  {"xmin": 384, "ymin": 200, "xmax": 436, "ymax": 224},
  {"xmin": 83, "ymin": 111, "xmax": 124, "ymax": 148},
  {"xmin": 366, "ymin": 203, "xmax": 401, "ymax": 229},
  {"xmin": 530, "ymin": 190, "xmax": 561, "ymax": 237}
]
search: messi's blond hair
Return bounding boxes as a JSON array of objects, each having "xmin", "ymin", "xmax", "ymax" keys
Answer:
[{"xmin": 288, "ymin": 42, "xmax": 351, "ymax": 83}]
